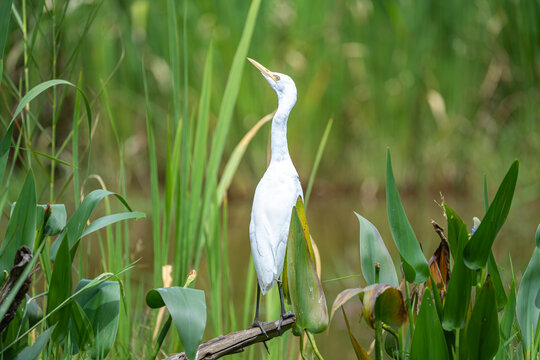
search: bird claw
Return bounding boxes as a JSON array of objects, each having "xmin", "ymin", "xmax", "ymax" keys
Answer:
[
  {"xmin": 250, "ymin": 319, "xmax": 269, "ymax": 338},
  {"xmin": 277, "ymin": 316, "xmax": 283, "ymax": 336}
]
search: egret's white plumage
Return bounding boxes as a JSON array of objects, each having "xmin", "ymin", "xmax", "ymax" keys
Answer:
[{"xmin": 247, "ymin": 59, "xmax": 303, "ymax": 296}]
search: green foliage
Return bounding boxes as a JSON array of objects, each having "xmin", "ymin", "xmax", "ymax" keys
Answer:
[
  {"xmin": 517, "ymin": 246, "xmax": 540, "ymax": 353},
  {"xmin": 466, "ymin": 276, "xmax": 500, "ymax": 360},
  {"xmin": 74, "ymin": 280, "xmax": 121, "ymax": 358},
  {"xmin": 287, "ymin": 197, "xmax": 328, "ymax": 334},
  {"xmin": 410, "ymin": 289, "xmax": 449, "ymax": 360},
  {"xmin": 146, "ymin": 287, "xmax": 206, "ymax": 360},
  {"xmin": 355, "ymin": 212, "xmax": 399, "ymax": 287},
  {"xmin": 441, "ymin": 204, "xmax": 473, "ymax": 331},
  {"xmin": 386, "ymin": 149, "xmax": 429, "ymax": 283},
  {"xmin": 463, "ymin": 160, "xmax": 519, "ymax": 269},
  {"xmin": 0, "ymin": 171, "xmax": 36, "ymax": 273}
]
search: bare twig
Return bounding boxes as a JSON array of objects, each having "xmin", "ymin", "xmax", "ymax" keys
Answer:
[{"xmin": 164, "ymin": 313, "xmax": 296, "ymax": 360}]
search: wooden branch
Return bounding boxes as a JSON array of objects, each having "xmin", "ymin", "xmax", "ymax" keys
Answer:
[
  {"xmin": 0, "ymin": 246, "xmax": 34, "ymax": 332},
  {"xmin": 164, "ymin": 313, "xmax": 296, "ymax": 360}
]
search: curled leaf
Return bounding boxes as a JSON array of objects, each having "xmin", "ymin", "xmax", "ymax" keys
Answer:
[{"xmin": 361, "ymin": 284, "xmax": 407, "ymax": 329}]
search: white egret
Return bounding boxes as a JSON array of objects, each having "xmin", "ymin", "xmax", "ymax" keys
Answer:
[{"xmin": 247, "ymin": 58, "xmax": 303, "ymax": 335}]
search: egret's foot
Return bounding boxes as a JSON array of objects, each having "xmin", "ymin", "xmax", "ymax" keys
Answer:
[
  {"xmin": 250, "ymin": 319, "xmax": 269, "ymax": 338},
  {"xmin": 277, "ymin": 312, "xmax": 294, "ymax": 335}
]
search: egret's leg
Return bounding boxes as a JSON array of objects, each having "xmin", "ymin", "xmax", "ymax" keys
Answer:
[
  {"xmin": 249, "ymin": 283, "xmax": 268, "ymax": 338},
  {"xmin": 277, "ymin": 278, "xmax": 287, "ymax": 335}
]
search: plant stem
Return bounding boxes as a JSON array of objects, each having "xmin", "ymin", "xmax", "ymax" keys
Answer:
[
  {"xmin": 404, "ymin": 281, "xmax": 415, "ymax": 343},
  {"xmin": 306, "ymin": 331, "xmax": 324, "ymax": 360},
  {"xmin": 375, "ymin": 319, "xmax": 383, "ymax": 360}
]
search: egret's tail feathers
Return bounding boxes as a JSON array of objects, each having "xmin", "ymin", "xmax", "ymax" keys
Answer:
[{"xmin": 259, "ymin": 277, "xmax": 277, "ymax": 296}]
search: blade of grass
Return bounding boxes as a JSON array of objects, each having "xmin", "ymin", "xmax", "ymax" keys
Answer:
[{"xmin": 305, "ymin": 118, "xmax": 332, "ymax": 208}]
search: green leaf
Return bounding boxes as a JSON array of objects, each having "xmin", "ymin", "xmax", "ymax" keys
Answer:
[
  {"xmin": 463, "ymin": 160, "xmax": 518, "ymax": 269},
  {"xmin": 410, "ymin": 288, "xmax": 449, "ymax": 360},
  {"xmin": 80, "ymin": 212, "xmax": 145, "ymax": 238},
  {"xmin": 360, "ymin": 284, "xmax": 407, "ymax": 329},
  {"xmin": 500, "ymin": 281, "xmax": 516, "ymax": 340},
  {"xmin": 487, "ymin": 252, "xmax": 507, "ymax": 310},
  {"xmin": 305, "ymin": 118, "xmax": 333, "ymax": 208},
  {"xmin": 50, "ymin": 190, "xmax": 132, "ymax": 260},
  {"xmin": 0, "ymin": 124, "xmax": 13, "ymax": 185},
  {"xmin": 47, "ymin": 234, "xmax": 72, "ymax": 327},
  {"xmin": 355, "ymin": 213, "xmax": 399, "ymax": 287},
  {"xmin": 330, "ymin": 288, "xmax": 363, "ymax": 323},
  {"xmin": 36, "ymin": 204, "xmax": 66, "ymax": 236},
  {"xmin": 68, "ymin": 301, "xmax": 94, "ymax": 354},
  {"xmin": 535, "ymin": 225, "xmax": 540, "ymax": 249},
  {"xmin": 466, "ymin": 276, "xmax": 499, "ymax": 360},
  {"xmin": 385, "ymin": 149, "xmax": 429, "ymax": 283},
  {"xmin": 0, "ymin": 170, "xmax": 36, "ymax": 274},
  {"xmin": 26, "ymin": 295, "xmax": 43, "ymax": 328},
  {"xmin": 516, "ymin": 247, "xmax": 540, "ymax": 351},
  {"xmin": 286, "ymin": 197, "xmax": 328, "ymax": 333},
  {"xmin": 341, "ymin": 307, "xmax": 371, "ymax": 360},
  {"xmin": 9, "ymin": 80, "xmax": 92, "ymax": 151},
  {"xmin": 146, "ymin": 287, "xmax": 206, "ymax": 360},
  {"xmin": 442, "ymin": 204, "xmax": 473, "ymax": 330},
  {"xmin": 0, "ymin": 0, "xmax": 13, "ymax": 79},
  {"xmin": 74, "ymin": 280, "xmax": 120, "ymax": 358},
  {"xmin": 14, "ymin": 325, "xmax": 56, "ymax": 360}
]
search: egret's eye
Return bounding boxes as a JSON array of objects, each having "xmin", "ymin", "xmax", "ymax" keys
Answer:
[{"xmin": 275, "ymin": 75, "xmax": 280, "ymax": 81}]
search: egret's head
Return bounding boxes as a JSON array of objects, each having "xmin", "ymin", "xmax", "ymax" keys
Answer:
[{"xmin": 248, "ymin": 58, "xmax": 297, "ymax": 107}]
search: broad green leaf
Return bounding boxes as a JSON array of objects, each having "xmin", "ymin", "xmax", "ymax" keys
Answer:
[
  {"xmin": 385, "ymin": 149, "xmax": 429, "ymax": 283},
  {"xmin": 516, "ymin": 246, "xmax": 540, "ymax": 351},
  {"xmin": 287, "ymin": 197, "xmax": 328, "ymax": 333},
  {"xmin": 146, "ymin": 287, "xmax": 206, "ymax": 360},
  {"xmin": 0, "ymin": 170, "xmax": 36, "ymax": 274},
  {"xmin": 466, "ymin": 277, "xmax": 499, "ymax": 360},
  {"xmin": 495, "ymin": 281, "xmax": 516, "ymax": 360},
  {"xmin": 442, "ymin": 204, "xmax": 473, "ymax": 330},
  {"xmin": 50, "ymin": 190, "xmax": 132, "ymax": 260},
  {"xmin": 36, "ymin": 204, "xmax": 66, "ymax": 236},
  {"xmin": 464, "ymin": 160, "xmax": 518, "ymax": 269},
  {"xmin": 330, "ymin": 288, "xmax": 363, "ymax": 322},
  {"xmin": 47, "ymin": 234, "xmax": 72, "ymax": 327},
  {"xmin": 360, "ymin": 284, "xmax": 407, "ymax": 329},
  {"xmin": 80, "ymin": 212, "xmax": 146, "ymax": 238},
  {"xmin": 74, "ymin": 280, "xmax": 120, "ymax": 358},
  {"xmin": 410, "ymin": 289, "xmax": 449, "ymax": 360},
  {"xmin": 341, "ymin": 307, "xmax": 371, "ymax": 360},
  {"xmin": 14, "ymin": 325, "xmax": 56, "ymax": 360},
  {"xmin": 26, "ymin": 295, "xmax": 43, "ymax": 327},
  {"xmin": 487, "ymin": 252, "xmax": 507, "ymax": 310},
  {"xmin": 68, "ymin": 301, "xmax": 94, "ymax": 354},
  {"xmin": 355, "ymin": 213, "xmax": 398, "ymax": 287}
]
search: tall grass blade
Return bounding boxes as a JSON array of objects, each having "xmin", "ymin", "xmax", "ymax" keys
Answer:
[
  {"xmin": 305, "ymin": 118, "xmax": 332, "ymax": 208},
  {"xmin": 195, "ymin": 0, "xmax": 262, "ymax": 264},
  {"xmin": 0, "ymin": 0, "xmax": 13, "ymax": 80}
]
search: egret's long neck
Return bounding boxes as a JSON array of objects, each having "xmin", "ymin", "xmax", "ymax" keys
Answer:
[{"xmin": 270, "ymin": 97, "xmax": 294, "ymax": 163}]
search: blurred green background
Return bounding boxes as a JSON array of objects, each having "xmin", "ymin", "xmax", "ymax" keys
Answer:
[{"xmin": 2, "ymin": 0, "xmax": 539, "ymax": 357}]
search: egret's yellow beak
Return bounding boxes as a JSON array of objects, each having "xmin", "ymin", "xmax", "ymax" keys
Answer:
[{"xmin": 247, "ymin": 58, "xmax": 280, "ymax": 82}]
